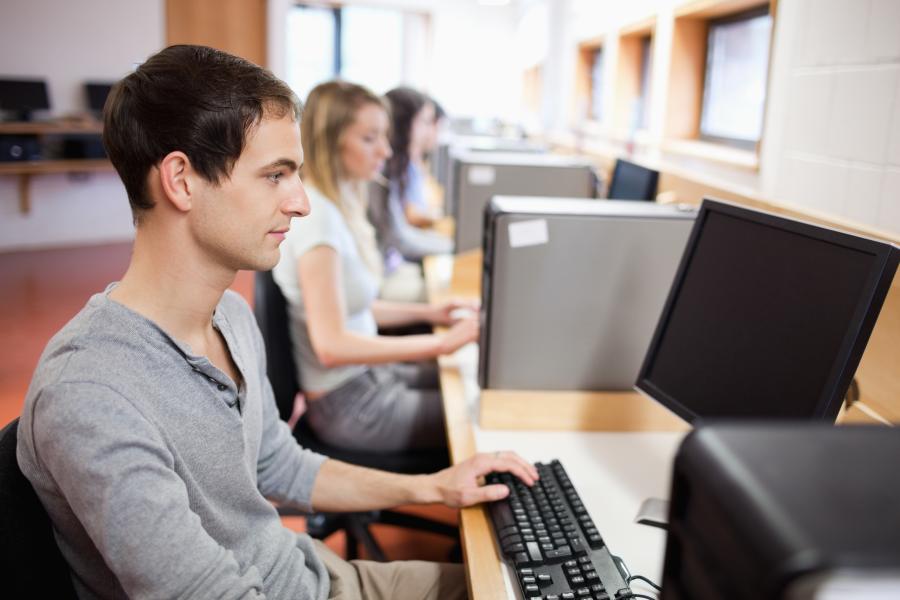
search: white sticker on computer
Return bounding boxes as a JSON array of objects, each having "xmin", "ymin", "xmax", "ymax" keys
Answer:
[
  {"xmin": 467, "ymin": 165, "xmax": 496, "ymax": 186},
  {"xmin": 509, "ymin": 219, "xmax": 549, "ymax": 248}
]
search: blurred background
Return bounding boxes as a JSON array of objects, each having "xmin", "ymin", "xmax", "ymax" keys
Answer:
[{"xmin": 1, "ymin": 0, "xmax": 899, "ymax": 251}]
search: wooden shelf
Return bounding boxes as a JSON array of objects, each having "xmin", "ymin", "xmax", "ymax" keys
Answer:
[
  {"xmin": 0, "ymin": 120, "xmax": 103, "ymax": 135},
  {"xmin": 1, "ymin": 121, "xmax": 110, "ymax": 214},
  {"xmin": 0, "ymin": 159, "xmax": 112, "ymax": 176}
]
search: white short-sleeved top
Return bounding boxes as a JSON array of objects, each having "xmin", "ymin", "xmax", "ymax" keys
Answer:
[{"xmin": 273, "ymin": 184, "xmax": 379, "ymax": 393}]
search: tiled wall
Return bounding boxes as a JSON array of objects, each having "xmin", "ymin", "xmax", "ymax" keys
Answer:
[{"xmin": 763, "ymin": 0, "xmax": 900, "ymax": 236}]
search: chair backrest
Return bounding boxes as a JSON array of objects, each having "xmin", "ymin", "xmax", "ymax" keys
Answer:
[
  {"xmin": 253, "ymin": 271, "xmax": 301, "ymax": 422},
  {"xmin": 0, "ymin": 418, "xmax": 77, "ymax": 598}
]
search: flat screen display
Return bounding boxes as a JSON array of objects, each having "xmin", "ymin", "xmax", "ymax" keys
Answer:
[{"xmin": 636, "ymin": 199, "xmax": 898, "ymax": 422}]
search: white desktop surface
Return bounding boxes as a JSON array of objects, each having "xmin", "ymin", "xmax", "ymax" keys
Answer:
[{"xmin": 451, "ymin": 342, "xmax": 685, "ymax": 597}]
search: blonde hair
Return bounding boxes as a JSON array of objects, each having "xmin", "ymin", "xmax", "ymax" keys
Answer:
[{"xmin": 301, "ymin": 80, "xmax": 388, "ymax": 280}]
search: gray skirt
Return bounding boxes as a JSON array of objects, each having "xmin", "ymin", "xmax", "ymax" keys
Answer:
[{"xmin": 304, "ymin": 362, "xmax": 446, "ymax": 453}]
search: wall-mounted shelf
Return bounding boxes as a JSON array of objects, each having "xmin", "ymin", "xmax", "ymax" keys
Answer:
[{"xmin": 0, "ymin": 120, "xmax": 112, "ymax": 214}]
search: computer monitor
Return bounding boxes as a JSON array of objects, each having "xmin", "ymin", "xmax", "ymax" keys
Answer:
[
  {"xmin": 607, "ymin": 158, "xmax": 659, "ymax": 201},
  {"xmin": 636, "ymin": 198, "xmax": 899, "ymax": 423},
  {"xmin": 84, "ymin": 82, "xmax": 113, "ymax": 115},
  {"xmin": 0, "ymin": 78, "xmax": 50, "ymax": 121}
]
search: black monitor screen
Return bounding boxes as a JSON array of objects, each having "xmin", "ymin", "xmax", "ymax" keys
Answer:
[
  {"xmin": 85, "ymin": 82, "xmax": 113, "ymax": 112},
  {"xmin": 607, "ymin": 158, "xmax": 659, "ymax": 201},
  {"xmin": 0, "ymin": 78, "xmax": 50, "ymax": 112},
  {"xmin": 636, "ymin": 199, "xmax": 898, "ymax": 423}
]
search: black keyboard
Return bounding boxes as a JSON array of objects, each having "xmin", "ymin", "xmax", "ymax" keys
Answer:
[{"xmin": 486, "ymin": 460, "xmax": 633, "ymax": 600}]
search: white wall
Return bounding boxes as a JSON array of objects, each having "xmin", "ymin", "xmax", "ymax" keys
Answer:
[
  {"xmin": 761, "ymin": 0, "xmax": 900, "ymax": 236},
  {"xmin": 0, "ymin": 0, "xmax": 164, "ymax": 252}
]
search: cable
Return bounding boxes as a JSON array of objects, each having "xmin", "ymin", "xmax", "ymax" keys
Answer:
[
  {"xmin": 628, "ymin": 574, "xmax": 662, "ymax": 591},
  {"xmin": 617, "ymin": 594, "xmax": 657, "ymax": 600}
]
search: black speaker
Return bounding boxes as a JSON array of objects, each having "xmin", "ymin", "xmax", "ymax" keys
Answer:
[{"xmin": 0, "ymin": 135, "xmax": 41, "ymax": 161}]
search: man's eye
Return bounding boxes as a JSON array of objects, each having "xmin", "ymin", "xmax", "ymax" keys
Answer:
[{"xmin": 268, "ymin": 172, "xmax": 283, "ymax": 183}]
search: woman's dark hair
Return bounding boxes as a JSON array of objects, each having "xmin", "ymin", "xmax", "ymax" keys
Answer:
[
  {"xmin": 103, "ymin": 45, "xmax": 301, "ymax": 223},
  {"xmin": 384, "ymin": 86, "xmax": 430, "ymax": 200}
]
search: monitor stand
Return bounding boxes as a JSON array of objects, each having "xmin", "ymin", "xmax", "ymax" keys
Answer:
[{"xmin": 635, "ymin": 497, "xmax": 669, "ymax": 530}]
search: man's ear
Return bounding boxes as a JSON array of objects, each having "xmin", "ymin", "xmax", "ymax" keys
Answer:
[{"xmin": 157, "ymin": 151, "xmax": 196, "ymax": 213}]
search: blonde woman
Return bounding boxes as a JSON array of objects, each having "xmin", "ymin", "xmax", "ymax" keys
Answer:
[{"xmin": 273, "ymin": 81, "xmax": 478, "ymax": 453}]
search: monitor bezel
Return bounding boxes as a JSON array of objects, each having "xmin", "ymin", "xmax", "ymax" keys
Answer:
[
  {"xmin": 84, "ymin": 81, "xmax": 114, "ymax": 113},
  {"xmin": 635, "ymin": 197, "xmax": 899, "ymax": 424},
  {"xmin": 0, "ymin": 78, "xmax": 50, "ymax": 119}
]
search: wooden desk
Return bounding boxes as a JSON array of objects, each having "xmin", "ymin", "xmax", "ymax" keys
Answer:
[{"xmin": 424, "ymin": 252, "xmax": 885, "ymax": 598}]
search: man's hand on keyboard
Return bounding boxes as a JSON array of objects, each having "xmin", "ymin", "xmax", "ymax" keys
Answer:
[{"xmin": 427, "ymin": 451, "xmax": 539, "ymax": 508}]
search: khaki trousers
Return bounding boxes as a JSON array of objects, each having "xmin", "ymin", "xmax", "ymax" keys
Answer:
[{"xmin": 313, "ymin": 540, "xmax": 468, "ymax": 600}]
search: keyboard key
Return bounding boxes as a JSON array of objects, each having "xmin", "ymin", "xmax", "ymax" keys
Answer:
[{"xmin": 526, "ymin": 541, "xmax": 542, "ymax": 562}]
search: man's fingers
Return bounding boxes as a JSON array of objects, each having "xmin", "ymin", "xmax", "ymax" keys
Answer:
[
  {"xmin": 486, "ymin": 453, "xmax": 538, "ymax": 486},
  {"xmin": 467, "ymin": 483, "xmax": 510, "ymax": 505}
]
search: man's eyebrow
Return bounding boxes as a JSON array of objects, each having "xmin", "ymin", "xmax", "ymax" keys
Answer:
[{"xmin": 259, "ymin": 158, "xmax": 300, "ymax": 171}]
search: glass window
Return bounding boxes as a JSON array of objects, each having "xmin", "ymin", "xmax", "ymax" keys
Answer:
[
  {"xmin": 341, "ymin": 6, "xmax": 404, "ymax": 94},
  {"xmin": 286, "ymin": 5, "xmax": 338, "ymax": 102},
  {"xmin": 287, "ymin": 4, "xmax": 427, "ymax": 102},
  {"xmin": 590, "ymin": 47, "xmax": 604, "ymax": 121},
  {"xmin": 637, "ymin": 35, "xmax": 653, "ymax": 130},
  {"xmin": 700, "ymin": 9, "xmax": 772, "ymax": 145}
]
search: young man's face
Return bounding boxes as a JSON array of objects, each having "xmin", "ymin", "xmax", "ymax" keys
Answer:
[
  {"xmin": 339, "ymin": 102, "xmax": 392, "ymax": 181},
  {"xmin": 192, "ymin": 113, "xmax": 309, "ymax": 272}
]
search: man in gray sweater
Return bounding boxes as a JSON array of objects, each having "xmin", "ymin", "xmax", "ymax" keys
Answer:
[{"xmin": 16, "ymin": 45, "xmax": 537, "ymax": 599}]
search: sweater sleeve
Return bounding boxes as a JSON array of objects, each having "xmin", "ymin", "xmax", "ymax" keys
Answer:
[
  {"xmin": 254, "ymin": 373, "xmax": 328, "ymax": 511},
  {"xmin": 30, "ymin": 382, "xmax": 267, "ymax": 600}
]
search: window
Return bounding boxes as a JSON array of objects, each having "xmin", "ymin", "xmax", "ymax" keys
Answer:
[
  {"xmin": 699, "ymin": 8, "xmax": 772, "ymax": 146},
  {"xmin": 340, "ymin": 7, "xmax": 404, "ymax": 95},
  {"xmin": 636, "ymin": 35, "xmax": 653, "ymax": 130},
  {"xmin": 286, "ymin": 6, "xmax": 338, "ymax": 102},
  {"xmin": 285, "ymin": 4, "xmax": 428, "ymax": 101},
  {"xmin": 590, "ymin": 47, "xmax": 604, "ymax": 121}
]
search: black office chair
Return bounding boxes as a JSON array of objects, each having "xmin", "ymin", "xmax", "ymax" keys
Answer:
[
  {"xmin": 253, "ymin": 271, "xmax": 458, "ymax": 561},
  {"xmin": 0, "ymin": 418, "xmax": 78, "ymax": 598}
]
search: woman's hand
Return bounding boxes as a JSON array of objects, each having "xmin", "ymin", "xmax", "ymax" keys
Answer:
[
  {"xmin": 429, "ymin": 299, "xmax": 480, "ymax": 327},
  {"xmin": 437, "ymin": 316, "xmax": 480, "ymax": 355}
]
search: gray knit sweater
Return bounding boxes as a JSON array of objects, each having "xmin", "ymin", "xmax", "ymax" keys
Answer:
[{"xmin": 17, "ymin": 288, "xmax": 330, "ymax": 599}]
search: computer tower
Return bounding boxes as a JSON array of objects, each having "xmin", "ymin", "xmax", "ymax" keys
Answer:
[
  {"xmin": 662, "ymin": 424, "xmax": 900, "ymax": 600},
  {"xmin": 435, "ymin": 136, "xmax": 546, "ymax": 202},
  {"xmin": 452, "ymin": 152, "xmax": 600, "ymax": 252},
  {"xmin": 0, "ymin": 135, "xmax": 42, "ymax": 161},
  {"xmin": 478, "ymin": 197, "xmax": 696, "ymax": 391}
]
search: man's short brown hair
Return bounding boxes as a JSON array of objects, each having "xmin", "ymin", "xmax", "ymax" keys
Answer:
[{"xmin": 103, "ymin": 45, "xmax": 301, "ymax": 223}]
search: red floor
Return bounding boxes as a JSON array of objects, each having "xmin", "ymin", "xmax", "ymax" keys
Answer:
[{"xmin": 0, "ymin": 242, "xmax": 458, "ymax": 563}]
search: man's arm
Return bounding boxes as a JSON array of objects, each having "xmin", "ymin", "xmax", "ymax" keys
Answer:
[
  {"xmin": 310, "ymin": 451, "xmax": 539, "ymax": 512},
  {"xmin": 29, "ymin": 383, "xmax": 265, "ymax": 599}
]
